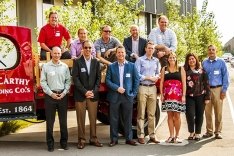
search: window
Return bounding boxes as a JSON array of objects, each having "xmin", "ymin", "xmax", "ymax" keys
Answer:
[{"xmin": 43, "ymin": 0, "xmax": 54, "ymax": 4}]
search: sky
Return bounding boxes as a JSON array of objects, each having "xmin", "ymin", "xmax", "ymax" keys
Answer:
[{"xmin": 197, "ymin": 0, "xmax": 234, "ymax": 45}]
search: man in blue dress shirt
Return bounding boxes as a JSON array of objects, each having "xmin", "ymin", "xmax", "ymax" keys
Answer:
[
  {"xmin": 202, "ymin": 44, "xmax": 229, "ymax": 139},
  {"xmin": 135, "ymin": 41, "xmax": 161, "ymax": 144}
]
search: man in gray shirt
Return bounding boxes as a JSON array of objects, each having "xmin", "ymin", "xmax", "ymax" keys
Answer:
[
  {"xmin": 40, "ymin": 46, "xmax": 71, "ymax": 152},
  {"xmin": 94, "ymin": 25, "xmax": 121, "ymax": 65}
]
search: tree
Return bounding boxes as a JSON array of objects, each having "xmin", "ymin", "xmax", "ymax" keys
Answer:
[
  {"xmin": 0, "ymin": 0, "xmax": 16, "ymax": 25},
  {"xmin": 43, "ymin": 0, "xmax": 141, "ymax": 43},
  {"xmin": 165, "ymin": 0, "xmax": 222, "ymax": 61}
]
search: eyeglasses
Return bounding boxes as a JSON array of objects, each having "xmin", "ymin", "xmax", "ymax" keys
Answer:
[
  {"xmin": 84, "ymin": 47, "xmax": 92, "ymax": 49},
  {"xmin": 103, "ymin": 30, "xmax": 111, "ymax": 33}
]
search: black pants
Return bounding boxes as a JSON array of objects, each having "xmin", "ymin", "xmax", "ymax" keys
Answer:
[
  {"xmin": 45, "ymin": 94, "xmax": 68, "ymax": 148},
  {"xmin": 186, "ymin": 95, "xmax": 205, "ymax": 134},
  {"xmin": 40, "ymin": 49, "xmax": 71, "ymax": 60},
  {"xmin": 109, "ymin": 94, "xmax": 134, "ymax": 142}
]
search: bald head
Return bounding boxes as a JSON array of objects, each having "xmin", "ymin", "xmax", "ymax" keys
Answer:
[{"xmin": 51, "ymin": 46, "xmax": 61, "ymax": 62}]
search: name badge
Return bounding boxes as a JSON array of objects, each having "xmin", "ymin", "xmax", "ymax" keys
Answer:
[
  {"xmin": 101, "ymin": 48, "xmax": 105, "ymax": 53},
  {"xmin": 214, "ymin": 70, "xmax": 219, "ymax": 75},
  {"xmin": 81, "ymin": 68, "xmax": 86, "ymax": 72},
  {"xmin": 126, "ymin": 73, "xmax": 131, "ymax": 77},
  {"xmin": 49, "ymin": 71, "xmax": 55, "ymax": 76},
  {"xmin": 55, "ymin": 32, "xmax": 60, "ymax": 37}
]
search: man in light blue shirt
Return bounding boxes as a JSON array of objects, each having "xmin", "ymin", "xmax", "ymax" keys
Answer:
[
  {"xmin": 135, "ymin": 41, "xmax": 160, "ymax": 144},
  {"xmin": 148, "ymin": 15, "xmax": 177, "ymax": 67},
  {"xmin": 202, "ymin": 44, "xmax": 229, "ymax": 139}
]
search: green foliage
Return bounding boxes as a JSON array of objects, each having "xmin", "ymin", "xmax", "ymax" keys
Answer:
[
  {"xmin": 0, "ymin": 120, "xmax": 35, "ymax": 137},
  {"xmin": 165, "ymin": 0, "xmax": 222, "ymax": 61},
  {"xmin": 42, "ymin": 0, "xmax": 141, "ymax": 43},
  {"xmin": 0, "ymin": 0, "xmax": 16, "ymax": 25},
  {"xmin": 0, "ymin": 121, "xmax": 21, "ymax": 136}
]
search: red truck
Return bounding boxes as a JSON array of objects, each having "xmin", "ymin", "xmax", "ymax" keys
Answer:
[{"xmin": 0, "ymin": 26, "xmax": 160, "ymax": 137}]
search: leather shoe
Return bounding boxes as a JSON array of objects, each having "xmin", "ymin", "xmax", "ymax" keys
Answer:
[
  {"xmin": 109, "ymin": 141, "xmax": 118, "ymax": 147},
  {"xmin": 89, "ymin": 140, "xmax": 103, "ymax": 147},
  {"xmin": 126, "ymin": 140, "xmax": 137, "ymax": 146},
  {"xmin": 203, "ymin": 133, "xmax": 213, "ymax": 138},
  {"xmin": 77, "ymin": 141, "xmax": 85, "ymax": 149},
  {"xmin": 138, "ymin": 138, "xmax": 145, "ymax": 144},
  {"xmin": 149, "ymin": 137, "xmax": 160, "ymax": 143},
  {"xmin": 61, "ymin": 145, "xmax": 69, "ymax": 150},
  {"xmin": 47, "ymin": 147, "xmax": 54, "ymax": 152},
  {"xmin": 215, "ymin": 134, "xmax": 223, "ymax": 139}
]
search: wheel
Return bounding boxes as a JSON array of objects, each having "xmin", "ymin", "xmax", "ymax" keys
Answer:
[
  {"xmin": 97, "ymin": 101, "xmax": 110, "ymax": 125},
  {"xmin": 119, "ymin": 99, "xmax": 161, "ymax": 139},
  {"xmin": 97, "ymin": 92, "xmax": 110, "ymax": 125}
]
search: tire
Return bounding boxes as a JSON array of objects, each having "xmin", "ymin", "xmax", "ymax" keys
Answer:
[
  {"xmin": 119, "ymin": 99, "xmax": 161, "ymax": 139},
  {"xmin": 97, "ymin": 92, "xmax": 110, "ymax": 125}
]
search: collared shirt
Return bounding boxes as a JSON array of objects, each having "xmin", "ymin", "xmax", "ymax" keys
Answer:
[
  {"xmin": 202, "ymin": 57, "xmax": 229, "ymax": 92},
  {"xmin": 70, "ymin": 39, "xmax": 96, "ymax": 58},
  {"xmin": 118, "ymin": 61, "xmax": 125, "ymax": 87},
  {"xmin": 40, "ymin": 60, "xmax": 71, "ymax": 96},
  {"xmin": 38, "ymin": 23, "xmax": 71, "ymax": 47},
  {"xmin": 148, "ymin": 27, "xmax": 177, "ymax": 52},
  {"xmin": 94, "ymin": 36, "xmax": 121, "ymax": 57},
  {"xmin": 84, "ymin": 56, "xmax": 92, "ymax": 75},
  {"xmin": 135, "ymin": 55, "xmax": 160, "ymax": 85},
  {"xmin": 131, "ymin": 37, "xmax": 139, "ymax": 56}
]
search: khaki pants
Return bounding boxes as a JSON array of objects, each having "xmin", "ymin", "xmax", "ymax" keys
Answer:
[
  {"xmin": 75, "ymin": 99, "xmax": 98, "ymax": 142},
  {"xmin": 205, "ymin": 87, "xmax": 223, "ymax": 134},
  {"xmin": 137, "ymin": 85, "xmax": 157, "ymax": 138}
]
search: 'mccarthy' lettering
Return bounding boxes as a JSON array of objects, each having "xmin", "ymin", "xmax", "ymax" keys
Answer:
[{"xmin": 0, "ymin": 77, "xmax": 30, "ymax": 85}]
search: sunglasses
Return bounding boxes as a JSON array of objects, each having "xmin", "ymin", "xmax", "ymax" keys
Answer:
[
  {"xmin": 103, "ymin": 30, "xmax": 111, "ymax": 33},
  {"xmin": 84, "ymin": 47, "xmax": 92, "ymax": 49}
]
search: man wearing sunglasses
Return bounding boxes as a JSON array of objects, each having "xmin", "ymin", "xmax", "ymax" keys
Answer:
[
  {"xmin": 94, "ymin": 25, "xmax": 121, "ymax": 65},
  {"xmin": 72, "ymin": 40, "xmax": 103, "ymax": 149}
]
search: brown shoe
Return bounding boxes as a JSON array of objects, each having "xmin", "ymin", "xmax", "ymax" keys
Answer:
[
  {"xmin": 77, "ymin": 141, "xmax": 85, "ymax": 149},
  {"xmin": 138, "ymin": 138, "xmax": 145, "ymax": 144},
  {"xmin": 89, "ymin": 140, "xmax": 103, "ymax": 147},
  {"xmin": 126, "ymin": 140, "xmax": 137, "ymax": 146},
  {"xmin": 215, "ymin": 134, "xmax": 223, "ymax": 139},
  {"xmin": 203, "ymin": 133, "xmax": 213, "ymax": 138},
  {"xmin": 149, "ymin": 137, "xmax": 160, "ymax": 143}
]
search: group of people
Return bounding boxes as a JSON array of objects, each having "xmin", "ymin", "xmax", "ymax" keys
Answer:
[{"xmin": 39, "ymin": 11, "xmax": 230, "ymax": 152}]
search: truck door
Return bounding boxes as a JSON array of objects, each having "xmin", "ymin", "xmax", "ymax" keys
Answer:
[{"xmin": 0, "ymin": 26, "xmax": 36, "ymax": 121}]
